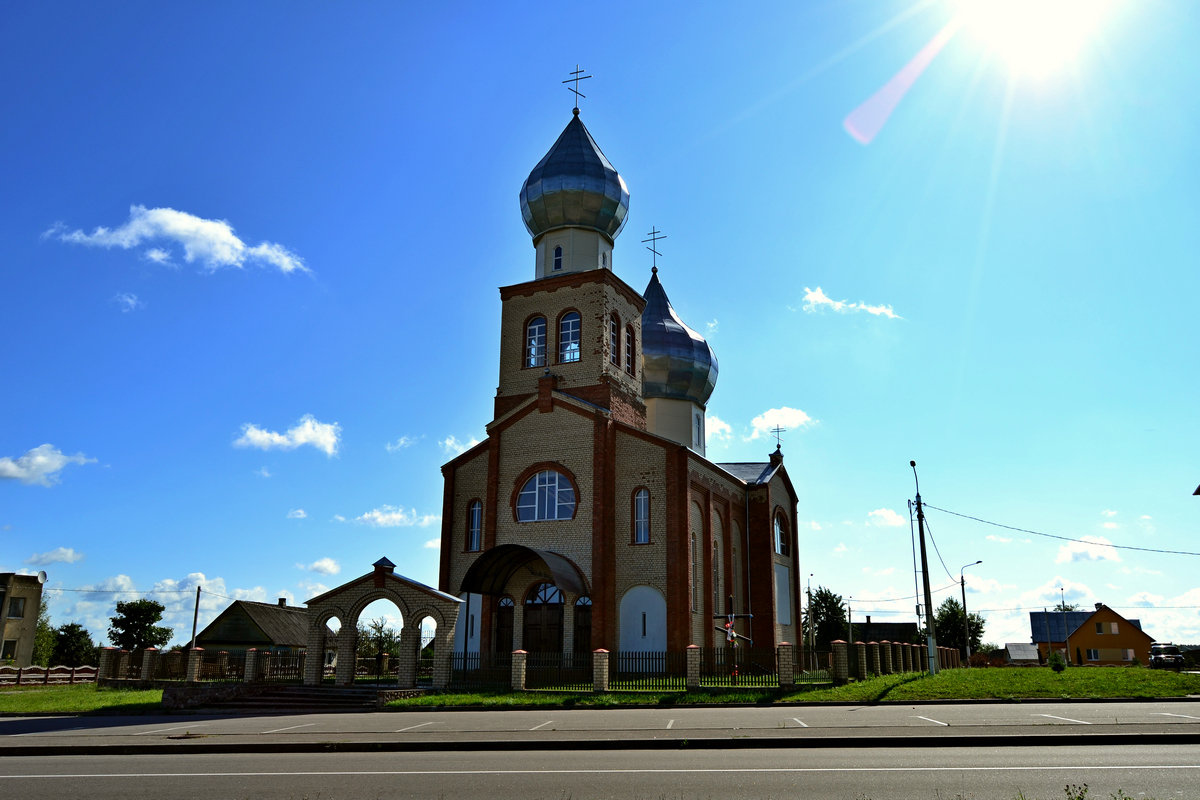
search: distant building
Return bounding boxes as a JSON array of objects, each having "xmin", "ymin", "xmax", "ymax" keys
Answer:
[
  {"xmin": 1029, "ymin": 603, "xmax": 1153, "ymax": 666},
  {"xmin": 196, "ymin": 598, "xmax": 334, "ymax": 656},
  {"xmin": 0, "ymin": 572, "xmax": 45, "ymax": 667},
  {"xmin": 1003, "ymin": 642, "xmax": 1040, "ymax": 665},
  {"xmin": 851, "ymin": 616, "xmax": 919, "ymax": 645}
]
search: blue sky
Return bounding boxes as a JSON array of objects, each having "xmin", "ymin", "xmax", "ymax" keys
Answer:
[{"xmin": 3, "ymin": 1, "xmax": 1197, "ymax": 650}]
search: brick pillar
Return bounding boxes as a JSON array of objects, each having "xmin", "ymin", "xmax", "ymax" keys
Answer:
[
  {"xmin": 244, "ymin": 649, "xmax": 259, "ymax": 683},
  {"xmin": 511, "ymin": 650, "xmax": 527, "ymax": 691},
  {"xmin": 854, "ymin": 641, "xmax": 868, "ymax": 680},
  {"xmin": 140, "ymin": 648, "xmax": 158, "ymax": 681},
  {"xmin": 777, "ymin": 643, "xmax": 794, "ymax": 690},
  {"xmin": 186, "ymin": 648, "xmax": 203, "ymax": 683},
  {"xmin": 832, "ymin": 640, "xmax": 848, "ymax": 684},
  {"xmin": 593, "ymin": 649, "xmax": 610, "ymax": 693},
  {"xmin": 867, "ymin": 642, "xmax": 881, "ymax": 676},
  {"xmin": 898, "ymin": 643, "xmax": 909, "ymax": 672},
  {"xmin": 686, "ymin": 645, "xmax": 701, "ymax": 690},
  {"xmin": 918, "ymin": 644, "xmax": 928, "ymax": 672},
  {"xmin": 880, "ymin": 641, "xmax": 893, "ymax": 674},
  {"xmin": 97, "ymin": 647, "xmax": 116, "ymax": 681},
  {"xmin": 432, "ymin": 651, "xmax": 451, "ymax": 690}
]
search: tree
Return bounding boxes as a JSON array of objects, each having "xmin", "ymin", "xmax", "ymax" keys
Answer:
[
  {"xmin": 51, "ymin": 623, "xmax": 96, "ymax": 667},
  {"xmin": 108, "ymin": 599, "xmax": 173, "ymax": 650},
  {"xmin": 1053, "ymin": 601, "xmax": 1080, "ymax": 612},
  {"xmin": 932, "ymin": 597, "xmax": 985, "ymax": 657},
  {"xmin": 802, "ymin": 586, "xmax": 847, "ymax": 652},
  {"xmin": 356, "ymin": 617, "xmax": 402, "ymax": 660},
  {"xmin": 32, "ymin": 599, "xmax": 55, "ymax": 666}
]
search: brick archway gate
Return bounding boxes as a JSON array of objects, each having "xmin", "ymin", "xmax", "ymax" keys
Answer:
[{"xmin": 303, "ymin": 557, "xmax": 463, "ymax": 687}]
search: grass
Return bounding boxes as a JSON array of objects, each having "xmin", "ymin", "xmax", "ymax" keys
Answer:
[{"xmin": 0, "ymin": 683, "xmax": 163, "ymax": 714}]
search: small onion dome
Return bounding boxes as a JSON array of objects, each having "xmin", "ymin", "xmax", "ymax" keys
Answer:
[
  {"xmin": 641, "ymin": 268, "xmax": 718, "ymax": 405},
  {"xmin": 520, "ymin": 109, "xmax": 630, "ymax": 242}
]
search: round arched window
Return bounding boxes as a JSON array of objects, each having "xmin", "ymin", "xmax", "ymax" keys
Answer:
[{"xmin": 516, "ymin": 470, "xmax": 576, "ymax": 522}]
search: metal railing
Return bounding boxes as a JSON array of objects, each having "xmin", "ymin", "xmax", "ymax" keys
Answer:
[
  {"xmin": 154, "ymin": 651, "xmax": 188, "ymax": 681},
  {"xmin": 525, "ymin": 650, "xmax": 592, "ymax": 691},
  {"xmin": 197, "ymin": 650, "xmax": 246, "ymax": 682},
  {"xmin": 259, "ymin": 652, "xmax": 306, "ymax": 683},
  {"xmin": 698, "ymin": 646, "xmax": 778, "ymax": 688},
  {"xmin": 609, "ymin": 651, "xmax": 686, "ymax": 691},
  {"xmin": 449, "ymin": 651, "xmax": 512, "ymax": 692}
]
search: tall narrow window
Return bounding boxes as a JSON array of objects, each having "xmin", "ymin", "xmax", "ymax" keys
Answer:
[
  {"xmin": 516, "ymin": 469, "xmax": 576, "ymax": 521},
  {"xmin": 466, "ymin": 500, "xmax": 482, "ymax": 552},
  {"xmin": 624, "ymin": 325, "xmax": 635, "ymax": 376},
  {"xmin": 526, "ymin": 317, "xmax": 546, "ymax": 368},
  {"xmin": 559, "ymin": 312, "xmax": 580, "ymax": 363},
  {"xmin": 633, "ymin": 488, "xmax": 650, "ymax": 544},
  {"xmin": 609, "ymin": 313, "xmax": 620, "ymax": 365},
  {"xmin": 553, "ymin": 245, "xmax": 563, "ymax": 271},
  {"xmin": 774, "ymin": 513, "xmax": 789, "ymax": 556}
]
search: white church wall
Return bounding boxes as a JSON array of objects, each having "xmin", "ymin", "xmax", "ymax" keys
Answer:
[{"xmin": 619, "ymin": 585, "xmax": 667, "ymax": 652}]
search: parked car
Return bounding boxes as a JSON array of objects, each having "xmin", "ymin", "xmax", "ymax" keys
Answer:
[{"xmin": 1150, "ymin": 643, "xmax": 1184, "ymax": 670}]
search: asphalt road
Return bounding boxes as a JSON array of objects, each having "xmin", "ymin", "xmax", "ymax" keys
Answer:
[{"xmin": 2, "ymin": 744, "xmax": 1199, "ymax": 799}]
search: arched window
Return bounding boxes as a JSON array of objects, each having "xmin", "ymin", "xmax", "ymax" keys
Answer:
[
  {"xmin": 553, "ymin": 245, "xmax": 563, "ymax": 271},
  {"xmin": 632, "ymin": 488, "xmax": 650, "ymax": 544},
  {"xmin": 624, "ymin": 325, "xmax": 635, "ymax": 376},
  {"xmin": 466, "ymin": 500, "xmax": 482, "ymax": 552},
  {"xmin": 774, "ymin": 512, "xmax": 789, "ymax": 556},
  {"xmin": 516, "ymin": 469, "xmax": 576, "ymax": 521},
  {"xmin": 526, "ymin": 316, "xmax": 546, "ymax": 368},
  {"xmin": 609, "ymin": 313, "xmax": 620, "ymax": 365},
  {"xmin": 559, "ymin": 312, "xmax": 580, "ymax": 363}
]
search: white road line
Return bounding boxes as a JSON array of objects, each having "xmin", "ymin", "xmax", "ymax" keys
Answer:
[
  {"xmin": 8, "ymin": 766, "xmax": 1200, "ymax": 779},
  {"xmin": 791, "ymin": 718, "xmax": 808, "ymax": 728},
  {"xmin": 131, "ymin": 723, "xmax": 210, "ymax": 736},
  {"xmin": 912, "ymin": 716, "xmax": 948, "ymax": 726},
  {"xmin": 1036, "ymin": 714, "xmax": 1091, "ymax": 725},
  {"xmin": 529, "ymin": 720, "xmax": 554, "ymax": 731},
  {"xmin": 394, "ymin": 721, "xmax": 437, "ymax": 733},
  {"xmin": 665, "ymin": 719, "xmax": 675, "ymax": 729},
  {"xmin": 1158, "ymin": 713, "xmax": 1200, "ymax": 720},
  {"xmin": 261, "ymin": 723, "xmax": 316, "ymax": 734}
]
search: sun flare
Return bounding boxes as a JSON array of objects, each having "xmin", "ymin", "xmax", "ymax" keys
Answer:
[{"xmin": 950, "ymin": 0, "xmax": 1119, "ymax": 78}]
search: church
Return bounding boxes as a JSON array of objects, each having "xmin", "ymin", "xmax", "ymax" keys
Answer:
[{"xmin": 437, "ymin": 103, "xmax": 801, "ymax": 660}]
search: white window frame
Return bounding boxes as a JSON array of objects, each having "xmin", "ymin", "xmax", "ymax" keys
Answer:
[
  {"xmin": 633, "ymin": 489, "xmax": 650, "ymax": 544},
  {"xmin": 553, "ymin": 245, "xmax": 563, "ymax": 271},
  {"xmin": 466, "ymin": 500, "xmax": 482, "ymax": 551},
  {"xmin": 609, "ymin": 314, "xmax": 620, "ymax": 365},
  {"xmin": 559, "ymin": 312, "xmax": 581, "ymax": 363},
  {"xmin": 1086, "ymin": 648, "xmax": 1100, "ymax": 661},
  {"xmin": 516, "ymin": 470, "xmax": 576, "ymax": 522},
  {"xmin": 526, "ymin": 317, "xmax": 546, "ymax": 368}
]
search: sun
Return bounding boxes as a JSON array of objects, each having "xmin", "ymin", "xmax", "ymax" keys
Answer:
[{"xmin": 949, "ymin": 0, "xmax": 1120, "ymax": 78}]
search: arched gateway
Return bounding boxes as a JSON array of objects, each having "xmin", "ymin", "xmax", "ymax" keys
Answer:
[{"xmin": 304, "ymin": 558, "xmax": 462, "ymax": 687}]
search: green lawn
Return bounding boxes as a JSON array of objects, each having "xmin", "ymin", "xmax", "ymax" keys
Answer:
[{"xmin": 0, "ymin": 684, "xmax": 163, "ymax": 714}]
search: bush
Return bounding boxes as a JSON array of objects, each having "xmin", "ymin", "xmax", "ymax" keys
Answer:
[{"xmin": 1048, "ymin": 651, "xmax": 1066, "ymax": 673}]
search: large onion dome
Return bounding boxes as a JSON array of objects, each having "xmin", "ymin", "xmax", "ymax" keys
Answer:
[
  {"xmin": 520, "ymin": 109, "xmax": 630, "ymax": 242},
  {"xmin": 641, "ymin": 268, "xmax": 718, "ymax": 405}
]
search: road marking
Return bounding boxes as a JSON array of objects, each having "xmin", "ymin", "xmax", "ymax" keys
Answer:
[
  {"xmin": 1158, "ymin": 713, "xmax": 1200, "ymax": 720},
  {"xmin": 665, "ymin": 719, "xmax": 675, "ymax": 729},
  {"xmin": 791, "ymin": 718, "xmax": 808, "ymax": 728},
  {"xmin": 529, "ymin": 720, "xmax": 554, "ymax": 731},
  {"xmin": 1036, "ymin": 714, "xmax": 1091, "ymax": 725},
  {"xmin": 8, "ymin": 766, "xmax": 1200, "ymax": 779},
  {"xmin": 262, "ymin": 723, "xmax": 316, "ymax": 734},
  {"xmin": 394, "ymin": 722, "xmax": 437, "ymax": 733},
  {"xmin": 912, "ymin": 716, "xmax": 948, "ymax": 726},
  {"xmin": 131, "ymin": 723, "xmax": 210, "ymax": 736}
]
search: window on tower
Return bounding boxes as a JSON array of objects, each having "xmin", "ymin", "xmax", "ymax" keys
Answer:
[
  {"xmin": 516, "ymin": 469, "xmax": 576, "ymax": 522},
  {"xmin": 553, "ymin": 245, "xmax": 563, "ymax": 271},
  {"xmin": 466, "ymin": 500, "xmax": 482, "ymax": 552},
  {"xmin": 625, "ymin": 325, "xmax": 635, "ymax": 376},
  {"xmin": 526, "ymin": 317, "xmax": 546, "ymax": 368},
  {"xmin": 609, "ymin": 314, "xmax": 620, "ymax": 365},
  {"xmin": 559, "ymin": 312, "xmax": 580, "ymax": 363}
]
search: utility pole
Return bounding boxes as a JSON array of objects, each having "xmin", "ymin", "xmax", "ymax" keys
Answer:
[
  {"xmin": 189, "ymin": 585, "xmax": 201, "ymax": 649},
  {"xmin": 910, "ymin": 461, "xmax": 939, "ymax": 675},
  {"xmin": 960, "ymin": 560, "xmax": 982, "ymax": 664}
]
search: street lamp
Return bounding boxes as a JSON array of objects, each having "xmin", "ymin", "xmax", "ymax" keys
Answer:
[{"xmin": 959, "ymin": 560, "xmax": 982, "ymax": 664}]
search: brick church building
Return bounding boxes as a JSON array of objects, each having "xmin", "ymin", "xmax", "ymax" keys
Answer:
[{"xmin": 438, "ymin": 106, "xmax": 801, "ymax": 659}]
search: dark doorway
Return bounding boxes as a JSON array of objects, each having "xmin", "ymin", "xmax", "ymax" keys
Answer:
[
  {"xmin": 523, "ymin": 583, "xmax": 563, "ymax": 654},
  {"xmin": 574, "ymin": 595, "xmax": 592, "ymax": 655},
  {"xmin": 494, "ymin": 596, "xmax": 514, "ymax": 656}
]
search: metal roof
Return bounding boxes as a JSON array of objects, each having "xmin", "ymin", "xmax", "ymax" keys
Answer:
[
  {"xmin": 716, "ymin": 462, "xmax": 774, "ymax": 484},
  {"xmin": 460, "ymin": 544, "xmax": 588, "ymax": 597},
  {"xmin": 641, "ymin": 269, "xmax": 718, "ymax": 406},
  {"xmin": 1029, "ymin": 609, "xmax": 1143, "ymax": 642}
]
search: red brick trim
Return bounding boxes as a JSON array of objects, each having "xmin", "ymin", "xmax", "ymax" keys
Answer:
[
  {"xmin": 438, "ymin": 463, "xmax": 456, "ymax": 593},
  {"xmin": 484, "ymin": 432, "xmax": 500, "ymax": 552},
  {"xmin": 507, "ymin": 461, "xmax": 581, "ymax": 523},
  {"xmin": 499, "ymin": 267, "xmax": 648, "ymax": 312},
  {"xmin": 665, "ymin": 446, "xmax": 690, "ymax": 651}
]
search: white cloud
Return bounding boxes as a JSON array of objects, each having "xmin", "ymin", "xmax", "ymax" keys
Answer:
[
  {"xmin": 802, "ymin": 286, "xmax": 900, "ymax": 319},
  {"xmin": 706, "ymin": 414, "xmax": 733, "ymax": 444},
  {"xmin": 256, "ymin": 467, "xmax": 272, "ymax": 478},
  {"xmin": 833, "ymin": 542, "xmax": 848, "ymax": 556},
  {"xmin": 424, "ymin": 538, "xmax": 440, "ymax": 550},
  {"xmin": 385, "ymin": 436, "xmax": 417, "ymax": 453},
  {"xmin": 1101, "ymin": 521, "xmax": 1118, "ymax": 530},
  {"xmin": 1055, "ymin": 535, "xmax": 1121, "ymax": 564},
  {"xmin": 302, "ymin": 558, "xmax": 340, "ymax": 576},
  {"xmin": 46, "ymin": 205, "xmax": 307, "ymax": 274},
  {"xmin": 747, "ymin": 407, "xmax": 815, "ymax": 441},
  {"xmin": 234, "ymin": 414, "xmax": 341, "ymax": 457},
  {"xmin": 804, "ymin": 520, "xmax": 823, "ymax": 531},
  {"xmin": 867, "ymin": 508, "xmax": 906, "ymax": 527},
  {"xmin": 286, "ymin": 508, "xmax": 307, "ymax": 519},
  {"xmin": 0, "ymin": 444, "xmax": 96, "ymax": 486},
  {"xmin": 113, "ymin": 292, "xmax": 143, "ymax": 312},
  {"xmin": 705, "ymin": 319, "xmax": 719, "ymax": 335},
  {"xmin": 1101, "ymin": 509, "xmax": 1118, "ymax": 518},
  {"xmin": 440, "ymin": 435, "xmax": 481, "ymax": 455},
  {"xmin": 27, "ymin": 547, "xmax": 84, "ymax": 566},
  {"xmin": 354, "ymin": 505, "xmax": 441, "ymax": 528},
  {"xmin": 331, "ymin": 514, "xmax": 346, "ymax": 523},
  {"xmin": 986, "ymin": 534, "xmax": 1012, "ymax": 543}
]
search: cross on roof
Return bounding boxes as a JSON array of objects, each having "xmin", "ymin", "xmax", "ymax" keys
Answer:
[
  {"xmin": 562, "ymin": 65, "xmax": 591, "ymax": 110},
  {"xmin": 642, "ymin": 227, "xmax": 667, "ymax": 270},
  {"xmin": 771, "ymin": 426, "xmax": 786, "ymax": 447}
]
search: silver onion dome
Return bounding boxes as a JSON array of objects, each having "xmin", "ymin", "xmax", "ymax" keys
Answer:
[
  {"xmin": 520, "ymin": 109, "xmax": 630, "ymax": 242},
  {"xmin": 641, "ymin": 268, "xmax": 718, "ymax": 405}
]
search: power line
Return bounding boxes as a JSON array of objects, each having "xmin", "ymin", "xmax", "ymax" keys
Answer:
[
  {"xmin": 922, "ymin": 514, "xmax": 956, "ymax": 582},
  {"xmin": 923, "ymin": 503, "xmax": 1200, "ymax": 558}
]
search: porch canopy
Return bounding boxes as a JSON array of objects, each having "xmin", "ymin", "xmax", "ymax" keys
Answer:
[{"xmin": 459, "ymin": 543, "xmax": 587, "ymax": 597}]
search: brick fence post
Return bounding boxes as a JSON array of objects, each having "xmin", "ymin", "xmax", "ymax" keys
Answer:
[
  {"xmin": 900, "ymin": 643, "xmax": 911, "ymax": 672},
  {"xmin": 186, "ymin": 648, "xmax": 203, "ymax": 684},
  {"xmin": 777, "ymin": 643, "xmax": 794, "ymax": 690},
  {"xmin": 140, "ymin": 648, "xmax": 158, "ymax": 681},
  {"xmin": 686, "ymin": 645, "xmax": 701, "ymax": 690},
  {"xmin": 854, "ymin": 641, "xmax": 868, "ymax": 680},
  {"xmin": 593, "ymin": 649, "xmax": 610, "ymax": 693},
  {"xmin": 880, "ymin": 641, "xmax": 893, "ymax": 674},
  {"xmin": 244, "ymin": 649, "xmax": 259, "ymax": 683},
  {"xmin": 511, "ymin": 650, "xmax": 527, "ymax": 691},
  {"xmin": 918, "ymin": 644, "xmax": 928, "ymax": 672},
  {"xmin": 868, "ymin": 642, "xmax": 881, "ymax": 676},
  {"xmin": 832, "ymin": 640, "xmax": 848, "ymax": 684},
  {"xmin": 97, "ymin": 647, "xmax": 117, "ymax": 681}
]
